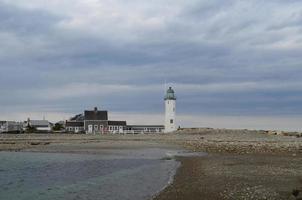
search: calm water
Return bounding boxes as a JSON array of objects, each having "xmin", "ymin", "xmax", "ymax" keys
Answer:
[{"xmin": 0, "ymin": 148, "xmax": 181, "ymax": 200}]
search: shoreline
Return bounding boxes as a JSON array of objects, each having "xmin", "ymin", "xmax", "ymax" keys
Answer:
[{"xmin": 0, "ymin": 129, "xmax": 301, "ymax": 154}]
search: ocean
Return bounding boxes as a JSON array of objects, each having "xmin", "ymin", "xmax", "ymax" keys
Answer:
[{"xmin": 0, "ymin": 148, "xmax": 180, "ymax": 200}]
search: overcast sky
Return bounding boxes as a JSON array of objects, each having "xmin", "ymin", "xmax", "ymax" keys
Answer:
[{"xmin": 1, "ymin": 0, "xmax": 302, "ymax": 130}]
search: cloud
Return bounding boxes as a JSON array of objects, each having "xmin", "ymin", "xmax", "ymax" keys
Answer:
[
  {"xmin": 178, "ymin": 114, "xmax": 302, "ymax": 132},
  {"xmin": 0, "ymin": 0, "xmax": 302, "ymax": 130},
  {"xmin": 0, "ymin": 2, "xmax": 61, "ymax": 35}
]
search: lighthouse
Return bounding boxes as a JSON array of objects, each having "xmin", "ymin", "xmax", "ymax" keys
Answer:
[{"xmin": 164, "ymin": 87, "xmax": 177, "ymax": 133}]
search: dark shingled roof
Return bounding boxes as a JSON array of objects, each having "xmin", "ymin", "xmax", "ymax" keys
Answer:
[
  {"xmin": 84, "ymin": 109, "xmax": 108, "ymax": 120},
  {"xmin": 66, "ymin": 121, "xmax": 84, "ymax": 127},
  {"xmin": 70, "ymin": 114, "xmax": 84, "ymax": 121},
  {"xmin": 108, "ymin": 121, "xmax": 127, "ymax": 126}
]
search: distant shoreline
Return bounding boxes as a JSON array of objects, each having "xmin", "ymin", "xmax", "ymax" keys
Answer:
[{"xmin": 0, "ymin": 128, "xmax": 301, "ymax": 153}]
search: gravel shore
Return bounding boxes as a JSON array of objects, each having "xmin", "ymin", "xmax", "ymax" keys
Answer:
[
  {"xmin": 154, "ymin": 153, "xmax": 302, "ymax": 200},
  {"xmin": 155, "ymin": 128, "xmax": 302, "ymax": 200},
  {"xmin": 1, "ymin": 128, "xmax": 301, "ymax": 155},
  {"xmin": 173, "ymin": 128, "xmax": 302, "ymax": 154}
]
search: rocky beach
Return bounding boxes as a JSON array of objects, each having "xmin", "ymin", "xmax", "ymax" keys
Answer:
[{"xmin": 0, "ymin": 129, "xmax": 302, "ymax": 200}]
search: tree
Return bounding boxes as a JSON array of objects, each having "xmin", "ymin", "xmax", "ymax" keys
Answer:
[
  {"xmin": 25, "ymin": 125, "xmax": 37, "ymax": 133},
  {"xmin": 53, "ymin": 123, "xmax": 64, "ymax": 131}
]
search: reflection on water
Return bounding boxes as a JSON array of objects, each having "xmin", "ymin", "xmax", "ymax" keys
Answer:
[{"xmin": 0, "ymin": 148, "xmax": 180, "ymax": 200}]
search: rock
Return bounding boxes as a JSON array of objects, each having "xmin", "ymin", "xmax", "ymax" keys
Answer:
[
  {"xmin": 292, "ymin": 189, "xmax": 300, "ymax": 197},
  {"xmin": 30, "ymin": 142, "xmax": 41, "ymax": 145}
]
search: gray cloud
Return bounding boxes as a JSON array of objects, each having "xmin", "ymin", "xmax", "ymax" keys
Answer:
[
  {"xmin": 0, "ymin": 2, "xmax": 62, "ymax": 35},
  {"xmin": 0, "ymin": 0, "xmax": 302, "ymax": 129}
]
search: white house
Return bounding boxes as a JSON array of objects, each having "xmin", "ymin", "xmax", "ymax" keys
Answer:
[
  {"xmin": 65, "ymin": 121, "xmax": 84, "ymax": 133},
  {"xmin": 0, "ymin": 121, "xmax": 23, "ymax": 133},
  {"xmin": 24, "ymin": 119, "xmax": 52, "ymax": 132}
]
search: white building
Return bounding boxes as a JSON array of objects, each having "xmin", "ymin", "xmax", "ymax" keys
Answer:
[
  {"xmin": 0, "ymin": 121, "xmax": 23, "ymax": 133},
  {"xmin": 24, "ymin": 119, "xmax": 52, "ymax": 132},
  {"xmin": 164, "ymin": 87, "xmax": 177, "ymax": 133},
  {"xmin": 65, "ymin": 107, "xmax": 165, "ymax": 134},
  {"xmin": 125, "ymin": 125, "xmax": 164, "ymax": 134}
]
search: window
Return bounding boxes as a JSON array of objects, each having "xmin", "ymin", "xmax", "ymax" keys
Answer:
[
  {"xmin": 94, "ymin": 125, "xmax": 98, "ymax": 131},
  {"xmin": 100, "ymin": 125, "xmax": 103, "ymax": 130},
  {"xmin": 170, "ymin": 119, "xmax": 173, "ymax": 124}
]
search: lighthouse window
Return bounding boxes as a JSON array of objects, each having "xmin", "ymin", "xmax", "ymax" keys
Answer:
[{"xmin": 170, "ymin": 119, "xmax": 173, "ymax": 124}]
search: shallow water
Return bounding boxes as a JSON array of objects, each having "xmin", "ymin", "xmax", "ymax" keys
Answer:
[{"xmin": 0, "ymin": 148, "xmax": 181, "ymax": 200}]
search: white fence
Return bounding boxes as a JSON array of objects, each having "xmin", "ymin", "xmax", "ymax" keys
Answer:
[{"xmin": 122, "ymin": 130, "xmax": 163, "ymax": 134}]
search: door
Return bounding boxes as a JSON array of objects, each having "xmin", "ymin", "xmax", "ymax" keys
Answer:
[
  {"xmin": 88, "ymin": 125, "xmax": 93, "ymax": 133},
  {"xmin": 119, "ymin": 126, "xmax": 123, "ymax": 134}
]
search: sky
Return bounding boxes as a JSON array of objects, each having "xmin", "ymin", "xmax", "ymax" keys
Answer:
[{"xmin": 1, "ymin": 0, "xmax": 302, "ymax": 131}]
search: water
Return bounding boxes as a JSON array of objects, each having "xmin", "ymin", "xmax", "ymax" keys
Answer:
[{"xmin": 0, "ymin": 148, "xmax": 181, "ymax": 200}]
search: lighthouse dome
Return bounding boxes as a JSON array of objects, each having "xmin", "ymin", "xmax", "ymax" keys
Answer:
[{"xmin": 164, "ymin": 87, "xmax": 176, "ymax": 100}]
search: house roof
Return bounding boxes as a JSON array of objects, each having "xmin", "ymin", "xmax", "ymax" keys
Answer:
[
  {"xmin": 30, "ymin": 120, "xmax": 50, "ymax": 127},
  {"xmin": 56, "ymin": 121, "xmax": 65, "ymax": 125},
  {"xmin": 108, "ymin": 121, "xmax": 127, "ymax": 126},
  {"xmin": 84, "ymin": 108, "xmax": 108, "ymax": 120},
  {"xmin": 70, "ymin": 114, "xmax": 84, "ymax": 121},
  {"xmin": 65, "ymin": 121, "xmax": 84, "ymax": 127},
  {"xmin": 0, "ymin": 121, "xmax": 21, "ymax": 126}
]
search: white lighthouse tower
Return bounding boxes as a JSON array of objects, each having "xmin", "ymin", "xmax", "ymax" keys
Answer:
[{"xmin": 164, "ymin": 86, "xmax": 177, "ymax": 133}]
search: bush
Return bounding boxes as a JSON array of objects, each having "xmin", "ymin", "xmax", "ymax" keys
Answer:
[{"xmin": 53, "ymin": 123, "xmax": 64, "ymax": 131}]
